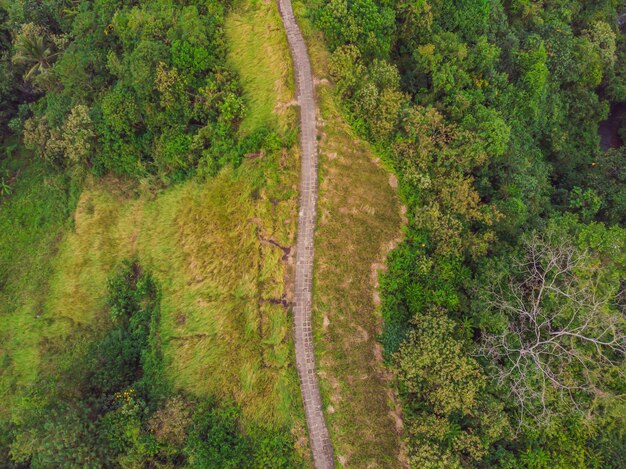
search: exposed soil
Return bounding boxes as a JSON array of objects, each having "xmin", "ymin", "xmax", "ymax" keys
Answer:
[
  {"xmin": 598, "ymin": 17, "xmax": 626, "ymax": 151},
  {"xmin": 599, "ymin": 101, "xmax": 626, "ymax": 151},
  {"xmin": 170, "ymin": 333, "xmax": 209, "ymax": 341}
]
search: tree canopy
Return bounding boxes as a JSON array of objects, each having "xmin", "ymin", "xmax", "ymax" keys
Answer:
[{"xmin": 313, "ymin": 0, "xmax": 626, "ymax": 465}]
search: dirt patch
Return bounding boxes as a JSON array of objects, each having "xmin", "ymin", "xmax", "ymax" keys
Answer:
[
  {"xmin": 273, "ymin": 98, "xmax": 299, "ymax": 114},
  {"xmin": 372, "ymin": 291, "xmax": 381, "ymax": 306},
  {"xmin": 314, "ymin": 77, "xmax": 330, "ymax": 86},
  {"xmin": 320, "ymin": 371, "xmax": 342, "ymax": 404},
  {"xmin": 389, "ymin": 407, "xmax": 404, "ymax": 433},
  {"xmin": 261, "ymin": 294, "xmax": 290, "ymax": 308},
  {"xmin": 355, "ymin": 325, "xmax": 370, "ymax": 342},
  {"xmin": 256, "ymin": 225, "xmax": 291, "ymax": 259},
  {"xmin": 170, "ymin": 333, "xmax": 209, "ymax": 341},
  {"xmin": 371, "ymin": 262, "xmax": 386, "ymax": 289}
]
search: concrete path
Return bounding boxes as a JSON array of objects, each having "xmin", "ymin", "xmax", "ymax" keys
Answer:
[{"xmin": 276, "ymin": 1, "xmax": 334, "ymax": 467}]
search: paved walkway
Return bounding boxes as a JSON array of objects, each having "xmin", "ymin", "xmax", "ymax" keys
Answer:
[{"xmin": 275, "ymin": 1, "xmax": 334, "ymax": 467}]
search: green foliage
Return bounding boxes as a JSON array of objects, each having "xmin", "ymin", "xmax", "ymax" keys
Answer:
[
  {"xmin": 569, "ymin": 186, "xmax": 603, "ymax": 222},
  {"xmin": 315, "ymin": 0, "xmax": 395, "ymax": 58},
  {"xmin": 312, "ymin": 0, "xmax": 626, "ymax": 465},
  {"xmin": 12, "ymin": 22, "xmax": 57, "ymax": 86},
  {"xmin": 186, "ymin": 403, "xmax": 252, "ymax": 467},
  {"xmin": 380, "ymin": 237, "xmax": 468, "ymax": 357},
  {"xmin": 0, "ymin": 6, "xmax": 17, "ymax": 135},
  {"xmin": 6, "ymin": 260, "xmax": 161, "ymax": 466},
  {"xmin": 0, "ymin": 146, "xmax": 78, "ymax": 373},
  {"xmin": 328, "ymin": 45, "xmax": 365, "ymax": 98},
  {"xmin": 395, "ymin": 310, "xmax": 484, "ymax": 416},
  {"xmin": 394, "ymin": 308, "xmax": 509, "ymax": 468},
  {"xmin": 9, "ymin": 0, "xmax": 249, "ymax": 182},
  {"xmin": 185, "ymin": 400, "xmax": 300, "ymax": 468},
  {"xmin": 598, "ymin": 148, "xmax": 626, "ymax": 222}
]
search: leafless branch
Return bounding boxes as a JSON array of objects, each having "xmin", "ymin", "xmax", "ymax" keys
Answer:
[{"xmin": 478, "ymin": 233, "xmax": 626, "ymax": 428}]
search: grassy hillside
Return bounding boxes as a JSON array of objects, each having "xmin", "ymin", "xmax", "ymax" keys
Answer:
[
  {"xmin": 1, "ymin": 0, "xmax": 309, "ymax": 459},
  {"xmin": 315, "ymin": 88, "xmax": 405, "ymax": 467},
  {"xmin": 45, "ymin": 157, "xmax": 301, "ymax": 427}
]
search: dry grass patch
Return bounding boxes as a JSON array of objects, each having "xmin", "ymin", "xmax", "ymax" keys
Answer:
[{"xmin": 313, "ymin": 86, "xmax": 405, "ymax": 468}]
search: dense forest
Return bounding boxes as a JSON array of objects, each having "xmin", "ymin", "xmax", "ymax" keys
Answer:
[
  {"xmin": 1, "ymin": 0, "xmax": 625, "ymax": 467},
  {"xmin": 311, "ymin": 0, "xmax": 626, "ymax": 466},
  {"xmin": 1, "ymin": 0, "xmax": 282, "ymax": 182}
]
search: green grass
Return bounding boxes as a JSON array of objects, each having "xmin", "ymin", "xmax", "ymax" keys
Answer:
[
  {"xmin": 225, "ymin": 0, "xmax": 295, "ymax": 136},
  {"xmin": 0, "ymin": 153, "xmax": 305, "ymax": 435},
  {"xmin": 0, "ymin": 144, "xmax": 79, "ymax": 417},
  {"xmin": 44, "ymin": 156, "xmax": 302, "ymax": 429}
]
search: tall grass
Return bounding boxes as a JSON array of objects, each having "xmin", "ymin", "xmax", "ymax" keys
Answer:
[
  {"xmin": 225, "ymin": 0, "xmax": 296, "ymax": 136},
  {"xmin": 39, "ymin": 149, "xmax": 301, "ymax": 431},
  {"xmin": 0, "ymin": 147, "xmax": 78, "ymax": 417}
]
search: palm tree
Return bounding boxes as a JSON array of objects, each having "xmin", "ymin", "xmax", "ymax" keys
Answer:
[{"xmin": 12, "ymin": 23, "xmax": 57, "ymax": 81}]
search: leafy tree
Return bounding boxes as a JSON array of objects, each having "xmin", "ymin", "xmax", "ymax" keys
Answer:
[
  {"xmin": 9, "ymin": 0, "xmax": 251, "ymax": 182},
  {"xmin": 585, "ymin": 147, "xmax": 626, "ymax": 225},
  {"xmin": 328, "ymin": 45, "xmax": 365, "ymax": 98},
  {"xmin": 394, "ymin": 308, "xmax": 509, "ymax": 468},
  {"xmin": 60, "ymin": 104, "xmax": 96, "ymax": 165},
  {"xmin": 315, "ymin": 0, "xmax": 395, "ymax": 58},
  {"xmin": 10, "ymin": 399, "xmax": 112, "ymax": 468},
  {"xmin": 393, "ymin": 105, "xmax": 500, "ymax": 257},
  {"xmin": 583, "ymin": 21, "xmax": 617, "ymax": 71}
]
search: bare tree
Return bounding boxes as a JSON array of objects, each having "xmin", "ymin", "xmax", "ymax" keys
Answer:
[{"xmin": 478, "ymin": 232, "xmax": 626, "ymax": 427}]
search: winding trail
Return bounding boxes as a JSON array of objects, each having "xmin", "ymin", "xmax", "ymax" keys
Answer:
[{"xmin": 276, "ymin": 1, "xmax": 334, "ymax": 467}]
